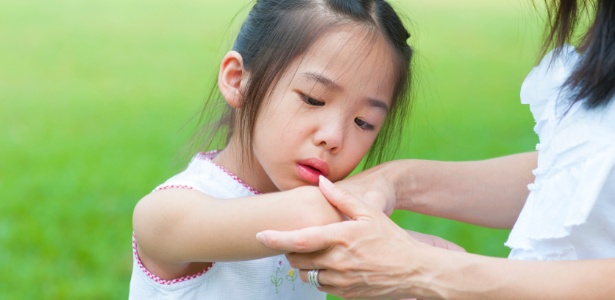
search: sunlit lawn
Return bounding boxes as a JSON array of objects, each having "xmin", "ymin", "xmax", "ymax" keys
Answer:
[{"xmin": 1, "ymin": 0, "xmax": 542, "ymax": 298}]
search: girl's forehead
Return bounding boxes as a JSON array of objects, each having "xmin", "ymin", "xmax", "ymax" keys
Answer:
[
  {"xmin": 303, "ymin": 26, "xmax": 393, "ymax": 62},
  {"xmin": 288, "ymin": 27, "xmax": 397, "ymax": 99}
]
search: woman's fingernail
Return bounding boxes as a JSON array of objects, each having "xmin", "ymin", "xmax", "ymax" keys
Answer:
[{"xmin": 319, "ymin": 175, "xmax": 333, "ymax": 187}]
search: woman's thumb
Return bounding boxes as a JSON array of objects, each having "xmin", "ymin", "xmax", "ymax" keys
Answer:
[{"xmin": 319, "ymin": 175, "xmax": 371, "ymax": 220}]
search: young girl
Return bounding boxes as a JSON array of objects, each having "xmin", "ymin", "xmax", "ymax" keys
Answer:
[
  {"xmin": 129, "ymin": 0, "xmax": 418, "ymax": 298},
  {"xmin": 256, "ymin": 0, "xmax": 615, "ymax": 298}
]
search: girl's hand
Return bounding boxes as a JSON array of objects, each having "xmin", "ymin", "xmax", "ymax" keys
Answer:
[{"xmin": 256, "ymin": 176, "xmax": 461, "ymax": 299}]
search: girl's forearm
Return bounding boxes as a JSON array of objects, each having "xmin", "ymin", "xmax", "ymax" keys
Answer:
[
  {"xmin": 381, "ymin": 152, "xmax": 537, "ymax": 228},
  {"xmin": 133, "ymin": 186, "xmax": 343, "ymax": 264}
]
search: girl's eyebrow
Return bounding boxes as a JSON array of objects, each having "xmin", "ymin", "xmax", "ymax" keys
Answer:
[
  {"xmin": 302, "ymin": 72, "xmax": 389, "ymax": 113},
  {"xmin": 302, "ymin": 72, "xmax": 343, "ymax": 91},
  {"xmin": 369, "ymin": 98, "xmax": 389, "ymax": 113}
]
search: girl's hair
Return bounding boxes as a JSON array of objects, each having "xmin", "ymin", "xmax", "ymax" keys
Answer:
[
  {"xmin": 541, "ymin": 0, "xmax": 615, "ymax": 108},
  {"xmin": 198, "ymin": 0, "xmax": 413, "ymax": 168}
]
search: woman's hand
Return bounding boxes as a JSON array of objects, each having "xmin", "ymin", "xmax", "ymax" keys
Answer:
[
  {"xmin": 335, "ymin": 162, "xmax": 398, "ymax": 215},
  {"xmin": 256, "ymin": 176, "xmax": 461, "ymax": 299}
]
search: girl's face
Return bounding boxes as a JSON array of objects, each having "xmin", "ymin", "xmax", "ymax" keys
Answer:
[{"xmin": 236, "ymin": 27, "xmax": 397, "ymax": 193}]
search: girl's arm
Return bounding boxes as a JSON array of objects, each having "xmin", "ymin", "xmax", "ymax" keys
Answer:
[
  {"xmin": 132, "ymin": 186, "xmax": 342, "ymax": 278},
  {"xmin": 340, "ymin": 151, "xmax": 537, "ymax": 228}
]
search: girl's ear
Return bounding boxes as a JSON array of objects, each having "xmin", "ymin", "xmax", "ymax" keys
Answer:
[{"xmin": 218, "ymin": 51, "xmax": 247, "ymax": 108}]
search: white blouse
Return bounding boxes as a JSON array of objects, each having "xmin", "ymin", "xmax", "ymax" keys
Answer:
[{"xmin": 506, "ymin": 45, "xmax": 615, "ymax": 260}]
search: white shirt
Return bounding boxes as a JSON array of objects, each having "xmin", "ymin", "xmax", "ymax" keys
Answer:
[
  {"xmin": 506, "ymin": 46, "xmax": 615, "ymax": 260},
  {"xmin": 129, "ymin": 152, "xmax": 325, "ymax": 299}
]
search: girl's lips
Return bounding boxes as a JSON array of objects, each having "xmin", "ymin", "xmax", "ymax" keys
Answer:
[
  {"xmin": 298, "ymin": 158, "xmax": 330, "ymax": 176},
  {"xmin": 296, "ymin": 158, "xmax": 330, "ymax": 185}
]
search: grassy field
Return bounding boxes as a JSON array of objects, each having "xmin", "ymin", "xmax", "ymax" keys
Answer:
[{"xmin": 1, "ymin": 0, "xmax": 544, "ymax": 298}]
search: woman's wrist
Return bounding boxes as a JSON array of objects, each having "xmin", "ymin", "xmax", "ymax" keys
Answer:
[
  {"xmin": 375, "ymin": 159, "xmax": 420, "ymax": 211},
  {"xmin": 361, "ymin": 161, "xmax": 403, "ymax": 214},
  {"xmin": 406, "ymin": 245, "xmax": 486, "ymax": 299}
]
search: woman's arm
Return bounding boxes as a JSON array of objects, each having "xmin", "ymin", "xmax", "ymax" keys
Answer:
[
  {"xmin": 257, "ymin": 177, "xmax": 615, "ymax": 299},
  {"xmin": 426, "ymin": 251, "xmax": 615, "ymax": 300},
  {"xmin": 132, "ymin": 186, "xmax": 343, "ymax": 278},
  {"xmin": 340, "ymin": 152, "xmax": 537, "ymax": 228}
]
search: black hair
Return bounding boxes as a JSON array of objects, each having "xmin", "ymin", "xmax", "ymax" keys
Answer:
[
  {"xmin": 199, "ymin": 0, "xmax": 413, "ymax": 168},
  {"xmin": 542, "ymin": 0, "xmax": 615, "ymax": 108}
]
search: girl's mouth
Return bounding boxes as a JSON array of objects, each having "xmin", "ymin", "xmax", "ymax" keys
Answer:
[{"xmin": 296, "ymin": 158, "xmax": 330, "ymax": 185}]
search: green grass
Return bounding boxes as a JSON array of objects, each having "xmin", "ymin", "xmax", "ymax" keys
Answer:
[{"xmin": 1, "ymin": 0, "xmax": 543, "ymax": 298}]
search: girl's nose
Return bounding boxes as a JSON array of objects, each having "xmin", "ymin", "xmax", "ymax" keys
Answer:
[{"xmin": 313, "ymin": 119, "xmax": 345, "ymax": 153}]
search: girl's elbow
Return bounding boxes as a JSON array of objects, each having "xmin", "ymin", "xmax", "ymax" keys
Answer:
[
  {"xmin": 132, "ymin": 195, "xmax": 154, "ymax": 240},
  {"xmin": 132, "ymin": 193, "xmax": 170, "ymax": 242}
]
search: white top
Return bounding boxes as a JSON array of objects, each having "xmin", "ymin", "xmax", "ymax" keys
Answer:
[
  {"xmin": 506, "ymin": 46, "xmax": 615, "ymax": 260},
  {"xmin": 129, "ymin": 152, "xmax": 325, "ymax": 299}
]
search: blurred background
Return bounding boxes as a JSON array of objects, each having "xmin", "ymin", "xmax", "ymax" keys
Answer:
[{"xmin": 1, "ymin": 0, "xmax": 544, "ymax": 298}]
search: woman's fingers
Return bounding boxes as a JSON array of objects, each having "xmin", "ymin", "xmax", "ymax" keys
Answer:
[
  {"xmin": 257, "ymin": 176, "xmax": 377, "ymax": 253},
  {"xmin": 256, "ymin": 222, "xmax": 340, "ymax": 254},
  {"xmin": 318, "ymin": 175, "xmax": 373, "ymax": 220}
]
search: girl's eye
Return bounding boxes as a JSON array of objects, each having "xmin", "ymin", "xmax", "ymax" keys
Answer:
[
  {"xmin": 354, "ymin": 118, "xmax": 375, "ymax": 131},
  {"xmin": 301, "ymin": 94, "xmax": 325, "ymax": 106}
]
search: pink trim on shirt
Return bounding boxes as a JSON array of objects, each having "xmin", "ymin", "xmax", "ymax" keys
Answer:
[
  {"xmin": 132, "ymin": 235, "xmax": 213, "ymax": 285},
  {"xmin": 198, "ymin": 151, "xmax": 261, "ymax": 195},
  {"xmin": 155, "ymin": 184, "xmax": 194, "ymax": 191}
]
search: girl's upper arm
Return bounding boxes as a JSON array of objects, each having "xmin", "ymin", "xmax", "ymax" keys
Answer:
[{"xmin": 132, "ymin": 186, "xmax": 343, "ymax": 266}]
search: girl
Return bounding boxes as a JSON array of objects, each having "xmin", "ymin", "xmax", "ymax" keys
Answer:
[
  {"xmin": 256, "ymin": 0, "xmax": 615, "ymax": 298},
  {"xmin": 130, "ymin": 0, "xmax": 437, "ymax": 299}
]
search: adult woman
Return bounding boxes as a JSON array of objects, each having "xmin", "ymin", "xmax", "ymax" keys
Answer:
[{"xmin": 256, "ymin": 0, "xmax": 615, "ymax": 298}]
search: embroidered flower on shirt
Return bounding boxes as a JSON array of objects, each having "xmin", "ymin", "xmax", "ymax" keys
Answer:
[
  {"xmin": 286, "ymin": 268, "xmax": 298, "ymax": 290},
  {"xmin": 271, "ymin": 258, "xmax": 284, "ymax": 293}
]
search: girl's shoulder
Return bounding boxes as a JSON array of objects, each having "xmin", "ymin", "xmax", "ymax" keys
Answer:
[{"xmin": 154, "ymin": 151, "xmax": 259, "ymax": 198}]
